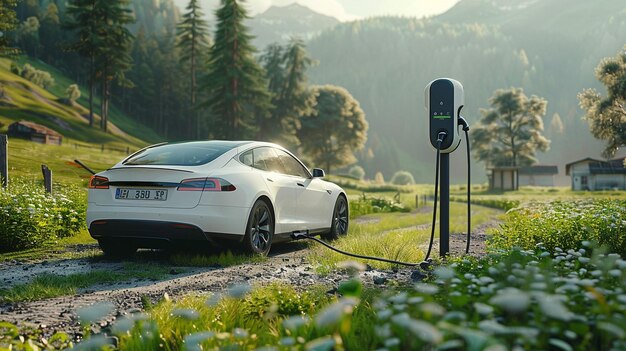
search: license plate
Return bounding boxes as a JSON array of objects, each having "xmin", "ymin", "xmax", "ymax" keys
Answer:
[{"xmin": 115, "ymin": 188, "xmax": 168, "ymax": 201}]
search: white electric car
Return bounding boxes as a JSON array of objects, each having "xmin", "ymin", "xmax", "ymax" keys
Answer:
[{"xmin": 86, "ymin": 141, "xmax": 349, "ymax": 256}]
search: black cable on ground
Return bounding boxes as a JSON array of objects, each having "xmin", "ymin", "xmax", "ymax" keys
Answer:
[
  {"xmin": 290, "ymin": 136, "xmax": 446, "ymax": 268},
  {"xmin": 296, "ymin": 235, "xmax": 420, "ymax": 267}
]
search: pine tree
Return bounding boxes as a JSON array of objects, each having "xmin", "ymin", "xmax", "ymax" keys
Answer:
[
  {"xmin": 297, "ymin": 85, "xmax": 368, "ymax": 173},
  {"xmin": 0, "ymin": 0, "xmax": 19, "ymax": 57},
  {"xmin": 40, "ymin": 3, "xmax": 62, "ymax": 64},
  {"xmin": 176, "ymin": 0, "xmax": 211, "ymax": 139},
  {"xmin": 65, "ymin": 0, "xmax": 99, "ymax": 127},
  {"xmin": 202, "ymin": 0, "xmax": 272, "ymax": 140},
  {"xmin": 471, "ymin": 88, "xmax": 550, "ymax": 167},
  {"xmin": 261, "ymin": 38, "xmax": 315, "ymax": 147},
  {"xmin": 260, "ymin": 43, "xmax": 284, "ymax": 139},
  {"xmin": 95, "ymin": 0, "xmax": 134, "ymax": 132},
  {"xmin": 65, "ymin": 0, "xmax": 134, "ymax": 131}
]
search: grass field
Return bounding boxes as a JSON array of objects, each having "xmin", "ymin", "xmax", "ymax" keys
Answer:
[
  {"xmin": 6, "ymin": 138, "xmax": 129, "ymax": 185},
  {"xmin": 0, "ymin": 57, "xmax": 157, "ymax": 149}
]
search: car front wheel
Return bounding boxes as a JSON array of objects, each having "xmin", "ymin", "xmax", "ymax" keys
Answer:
[
  {"xmin": 243, "ymin": 200, "xmax": 274, "ymax": 255},
  {"xmin": 322, "ymin": 195, "xmax": 349, "ymax": 241}
]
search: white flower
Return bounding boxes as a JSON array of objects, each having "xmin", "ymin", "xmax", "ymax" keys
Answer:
[
  {"xmin": 77, "ymin": 302, "xmax": 115, "ymax": 324},
  {"xmin": 489, "ymin": 288, "xmax": 530, "ymax": 314}
]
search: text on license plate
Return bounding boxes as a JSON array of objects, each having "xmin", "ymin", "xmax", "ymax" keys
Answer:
[{"xmin": 115, "ymin": 188, "xmax": 168, "ymax": 201}]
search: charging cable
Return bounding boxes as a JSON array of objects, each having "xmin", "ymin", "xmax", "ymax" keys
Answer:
[
  {"xmin": 458, "ymin": 117, "xmax": 471, "ymax": 254},
  {"xmin": 423, "ymin": 132, "xmax": 446, "ymax": 261},
  {"xmin": 291, "ymin": 133, "xmax": 446, "ymax": 268},
  {"xmin": 291, "ymin": 125, "xmax": 473, "ymax": 266}
]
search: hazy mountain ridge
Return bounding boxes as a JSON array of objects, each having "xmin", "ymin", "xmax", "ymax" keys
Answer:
[
  {"xmin": 249, "ymin": 3, "xmax": 340, "ymax": 48},
  {"xmin": 306, "ymin": 0, "xmax": 626, "ymax": 184}
]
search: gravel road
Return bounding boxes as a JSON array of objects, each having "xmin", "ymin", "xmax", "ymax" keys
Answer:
[{"xmin": 0, "ymin": 221, "xmax": 497, "ymax": 340}]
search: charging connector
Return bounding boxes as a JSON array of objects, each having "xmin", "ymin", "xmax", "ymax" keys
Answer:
[{"xmin": 437, "ymin": 131, "xmax": 448, "ymax": 143}]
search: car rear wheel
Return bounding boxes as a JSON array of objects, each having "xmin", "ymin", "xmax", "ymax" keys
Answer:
[
  {"xmin": 322, "ymin": 195, "xmax": 349, "ymax": 241},
  {"xmin": 243, "ymin": 200, "xmax": 274, "ymax": 255},
  {"xmin": 98, "ymin": 239, "xmax": 138, "ymax": 258}
]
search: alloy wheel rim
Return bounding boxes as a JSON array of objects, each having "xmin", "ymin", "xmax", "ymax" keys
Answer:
[
  {"xmin": 334, "ymin": 199, "xmax": 348, "ymax": 234},
  {"xmin": 251, "ymin": 205, "xmax": 271, "ymax": 251}
]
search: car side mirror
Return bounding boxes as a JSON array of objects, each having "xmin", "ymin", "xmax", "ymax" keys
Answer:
[{"xmin": 312, "ymin": 168, "xmax": 325, "ymax": 178}]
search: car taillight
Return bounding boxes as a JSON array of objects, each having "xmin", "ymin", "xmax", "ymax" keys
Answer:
[
  {"xmin": 89, "ymin": 176, "xmax": 109, "ymax": 189},
  {"xmin": 177, "ymin": 177, "xmax": 236, "ymax": 192}
]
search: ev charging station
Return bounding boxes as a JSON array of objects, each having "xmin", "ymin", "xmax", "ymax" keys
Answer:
[
  {"xmin": 293, "ymin": 77, "xmax": 471, "ymax": 267},
  {"xmin": 425, "ymin": 78, "xmax": 467, "ymax": 257}
]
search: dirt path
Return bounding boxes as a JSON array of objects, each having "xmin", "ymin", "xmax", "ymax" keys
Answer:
[{"xmin": 0, "ymin": 218, "xmax": 501, "ymax": 339}]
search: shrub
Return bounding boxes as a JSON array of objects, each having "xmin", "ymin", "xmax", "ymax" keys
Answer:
[
  {"xmin": 330, "ymin": 177, "xmax": 411, "ymax": 193},
  {"xmin": 488, "ymin": 200, "xmax": 626, "ymax": 256},
  {"xmin": 0, "ymin": 177, "xmax": 85, "ymax": 252},
  {"xmin": 20, "ymin": 64, "xmax": 55, "ymax": 89},
  {"xmin": 349, "ymin": 193, "xmax": 408, "ymax": 218},
  {"xmin": 348, "ymin": 165, "xmax": 365, "ymax": 180},
  {"xmin": 390, "ymin": 170, "xmax": 414, "ymax": 185},
  {"xmin": 65, "ymin": 84, "xmax": 81, "ymax": 101},
  {"xmin": 451, "ymin": 196, "xmax": 520, "ymax": 211},
  {"xmin": 374, "ymin": 171, "xmax": 385, "ymax": 184},
  {"xmin": 370, "ymin": 245, "xmax": 626, "ymax": 350},
  {"xmin": 9, "ymin": 62, "xmax": 20, "ymax": 75}
]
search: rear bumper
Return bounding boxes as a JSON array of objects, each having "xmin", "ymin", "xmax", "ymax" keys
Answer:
[
  {"xmin": 89, "ymin": 219, "xmax": 210, "ymax": 248},
  {"xmin": 87, "ymin": 203, "xmax": 250, "ymax": 237}
]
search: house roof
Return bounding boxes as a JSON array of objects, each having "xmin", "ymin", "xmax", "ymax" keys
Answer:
[
  {"xmin": 565, "ymin": 157, "xmax": 602, "ymax": 175},
  {"xmin": 10, "ymin": 120, "xmax": 62, "ymax": 137},
  {"xmin": 566, "ymin": 157, "xmax": 626, "ymax": 175},
  {"xmin": 589, "ymin": 158, "xmax": 626, "ymax": 175},
  {"xmin": 519, "ymin": 165, "xmax": 558, "ymax": 175},
  {"xmin": 487, "ymin": 166, "xmax": 519, "ymax": 171}
]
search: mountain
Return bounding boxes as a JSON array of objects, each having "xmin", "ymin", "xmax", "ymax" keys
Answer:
[
  {"xmin": 306, "ymin": 0, "xmax": 626, "ymax": 184},
  {"xmin": 249, "ymin": 3, "xmax": 340, "ymax": 49}
]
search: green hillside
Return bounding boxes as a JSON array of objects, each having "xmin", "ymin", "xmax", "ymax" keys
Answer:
[
  {"xmin": 306, "ymin": 0, "xmax": 626, "ymax": 184},
  {"xmin": 0, "ymin": 57, "xmax": 160, "ymax": 148}
]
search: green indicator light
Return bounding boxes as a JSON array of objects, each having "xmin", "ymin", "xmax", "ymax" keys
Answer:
[{"xmin": 433, "ymin": 115, "xmax": 451, "ymax": 119}]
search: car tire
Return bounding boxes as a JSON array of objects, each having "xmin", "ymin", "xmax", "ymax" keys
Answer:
[
  {"xmin": 243, "ymin": 200, "xmax": 274, "ymax": 255},
  {"xmin": 98, "ymin": 239, "xmax": 137, "ymax": 258},
  {"xmin": 322, "ymin": 195, "xmax": 349, "ymax": 241}
]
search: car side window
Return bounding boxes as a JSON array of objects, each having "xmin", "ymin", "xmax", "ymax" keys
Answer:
[
  {"xmin": 274, "ymin": 149, "xmax": 310, "ymax": 178},
  {"xmin": 239, "ymin": 150, "xmax": 253, "ymax": 167},
  {"xmin": 253, "ymin": 147, "xmax": 284, "ymax": 173}
]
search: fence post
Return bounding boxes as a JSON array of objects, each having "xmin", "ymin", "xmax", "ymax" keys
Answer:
[
  {"xmin": 0, "ymin": 135, "xmax": 7, "ymax": 189},
  {"xmin": 41, "ymin": 165, "xmax": 52, "ymax": 194},
  {"xmin": 126, "ymin": 146, "xmax": 129, "ymax": 154}
]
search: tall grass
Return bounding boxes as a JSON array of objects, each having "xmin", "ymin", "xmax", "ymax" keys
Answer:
[{"xmin": 309, "ymin": 203, "xmax": 502, "ymax": 272}]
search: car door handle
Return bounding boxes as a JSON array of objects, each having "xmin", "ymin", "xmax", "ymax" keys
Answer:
[
  {"xmin": 297, "ymin": 183, "xmax": 305, "ymax": 187},
  {"xmin": 267, "ymin": 178, "xmax": 274, "ymax": 182}
]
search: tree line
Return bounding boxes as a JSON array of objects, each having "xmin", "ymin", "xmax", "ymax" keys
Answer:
[
  {"xmin": 0, "ymin": 0, "xmax": 368, "ymax": 173},
  {"xmin": 471, "ymin": 44, "xmax": 626, "ymax": 171}
]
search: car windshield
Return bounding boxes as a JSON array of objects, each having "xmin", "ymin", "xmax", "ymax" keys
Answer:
[{"xmin": 123, "ymin": 141, "xmax": 248, "ymax": 166}]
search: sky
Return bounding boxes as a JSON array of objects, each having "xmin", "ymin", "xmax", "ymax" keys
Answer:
[{"xmin": 174, "ymin": 0, "xmax": 462, "ymax": 21}]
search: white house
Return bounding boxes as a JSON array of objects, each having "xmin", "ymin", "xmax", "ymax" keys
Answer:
[
  {"xmin": 566, "ymin": 157, "xmax": 626, "ymax": 191},
  {"xmin": 487, "ymin": 166, "xmax": 519, "ymax": 191},
  {"xmin": 518, "ymin": 165, "xmax": 558, "ymax": 187}
]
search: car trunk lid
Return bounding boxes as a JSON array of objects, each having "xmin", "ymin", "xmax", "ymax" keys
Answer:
[{"xmin": 89, "ymin": 166, "xmax": 207, "ymax": 209}]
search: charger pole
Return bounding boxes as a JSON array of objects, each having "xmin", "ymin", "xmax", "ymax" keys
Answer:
[{"xmin": 440, "ymin": 153, "xmax": 450, "ymax": 257}]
